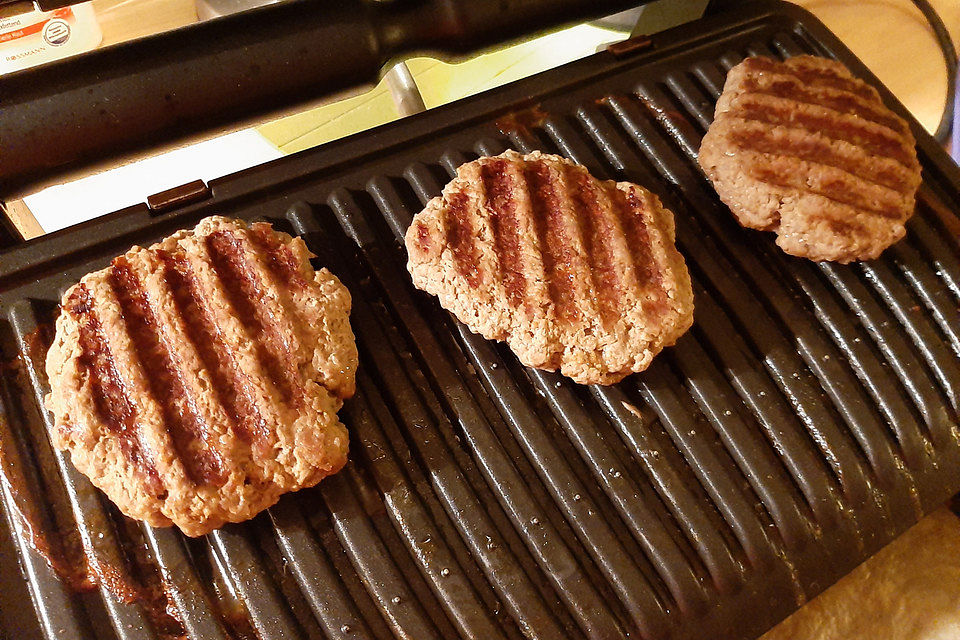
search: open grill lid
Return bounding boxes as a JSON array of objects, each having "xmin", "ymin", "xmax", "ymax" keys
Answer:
[{"xmin": 1, "ymin": 2, "xmax": 959, "ymax": 639}]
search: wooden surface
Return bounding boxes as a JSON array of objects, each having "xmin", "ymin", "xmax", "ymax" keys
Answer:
[
  {"xmin": 92, "ymin": 0, "xmax": 197, "ymax": 46},
  {"xmin": 794, "ymin": 0, "xmax": 960, "ymax": 135},
  {"xmin": 762, "ymin": 509, "xmax": 960, "ymax": 640}
]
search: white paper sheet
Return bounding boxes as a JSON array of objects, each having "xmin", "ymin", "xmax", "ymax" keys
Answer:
[{"xmin": 25, "ymin": 129, "xmax": 283, "ymax": 234}]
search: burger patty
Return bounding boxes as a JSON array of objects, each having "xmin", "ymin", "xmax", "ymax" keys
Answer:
[
  {"xmin": 405, "ymin": 150, "xmax": 694, "ymax": 385},
  {"xmin": 45, "ymin": 216, "xmax": 357, "ymax": 537},
  {"xmin": 698, "ymin": 55, "xmax": 922, "ymax": 263}
]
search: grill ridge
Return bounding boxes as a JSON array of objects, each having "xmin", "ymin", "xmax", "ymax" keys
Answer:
[
  {"xmin": 886, "ymin": 243, "xmax": 960, "ymax": 358},
  {"xmin": 458, "ymin": 327, "xmax": 672, "ymax": 634},
  {"xmin": 860, "ymin": 260, "xmax": 960, "ymax": 410},
  {"xmin": 300, "ymin": 200, "xmax": 583, "ymax": 639},
  {"xmin": 327, "ymin": 191, "xmax": 633, "ymax": 639},
  {"xmin": 636, "ymin": 356, "xmax": 781, "ymax": 569},
  {"xmin": 527, "ymin": 368, "xmax": 710, "ymax": 613},
  {"xmin": 346, "ymin": 376, "xmax": 511, "ymax": 640},
  {"xmin": 667, "ymin": 335, "xmax": 818, "ymax": 547}
]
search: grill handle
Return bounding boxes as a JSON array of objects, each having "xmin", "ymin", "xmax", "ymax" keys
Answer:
[{"xmin": 0, "ymin": 0, "xmax": 645, "ymax": 199}]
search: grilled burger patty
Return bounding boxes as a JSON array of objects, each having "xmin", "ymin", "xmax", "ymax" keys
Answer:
[
  {"xmin": 45, "ymin": 216, "xmax": 357, "ymax": 537},
  {"xmin": 405, "ymin": 150, "xmax": 694, "ymax": 385},
  {"xmin": 698, "ymin": 55, "xmax": 922, "ymax": 263}
]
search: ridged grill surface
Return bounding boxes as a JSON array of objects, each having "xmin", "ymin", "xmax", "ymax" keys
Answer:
[{"xmin": 1, "ymin": 3, "xmax": 959, "ymax": 640}]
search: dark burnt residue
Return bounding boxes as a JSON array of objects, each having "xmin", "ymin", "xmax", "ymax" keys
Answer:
[
  {"xmin": 0, "ymin": 388, "xmax": 95, "ymax": 593},
  {"xmin": 638, "ymin": 93, "xmax": 699, "ymax": 143},
  {"xmin": 918, "ymin": 185, "xmax": 960, "ymax": 238},
  {"xmin": 4, "ymin": 325, "xmax": 186, "ymax": 638},
  {"xmin": 113, "ymin": 517, "xmax": 187, "ymax": 639},
  {"xmin": 2, "ymin": 326, "xmax": 97, "ymax": 593},
  {"xmin": 21, "ymin": 319, "xmax": 54, "ymax": 365},
  {"xmin": 495, "ymin": 105, "xmax": 548, "ymax": 138}
]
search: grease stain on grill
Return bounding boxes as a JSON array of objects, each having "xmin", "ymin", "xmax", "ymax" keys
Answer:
[
  {"xmin": 0, "ymin": 361, "xmax": 96, "ymax": 593},
  {"xmin": 495, "ymin": 105, "xmax": 549, "ymax": 138}
]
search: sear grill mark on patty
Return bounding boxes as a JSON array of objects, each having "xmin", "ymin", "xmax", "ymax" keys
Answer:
[
  {"xmin": 522, "ymin": 159, "xmax": 581, "ymax": 324},
  {"xmin": 245, "ymin": 223, "xmax": 351, "ymax": 401},
  {"xmin": 565, "ymin": 164, "xmax": 623, "ymax": 327},
  {"xmin": 808, "ymin": 214, "xmax": 868, "ymax": 236},
  {"xmin": 481, "ymin": 158, "xmax": 528, "ymax": 310},
  {"xmin": 206, "ymin": 230, "xmax": 303, "ymax": 408},
  {"xmin": 158, "ymin": 249, "xmax": 272, "ymax": 451},
  {"xmin": 247, "ymin": 223, "xmax": 309, "ymax": 290},
  {"xmin": 738, "ymin": 75, "xmax": 906, "ymax": 135},
  {"xmin": 726, "ymin": 120, "xmax": 914, "ymax": 194},
  {"xmin": 744, "ymin": 56, "xmax": 877, "ymax": 100},
  {"xmin": 444, "ymin": 190, "xmax": 483, "ymax": 288},
  {"xmin": 735, "ymin": 97, "xmax": 915, "ymax": 168},
  {"xmin": 65, "ymin": 284, "xmax": 164, "ymax": 497},
  {"xmin": 614, "ymin": 186, "xmax": 668, "ymax": 316},
  {"xmin": 746, "ymin": 163, "xmax": 904, "ymax": 219},
  {"xmin": 109, "ymin": 257, "xmax": 227, "ymax": 487}
]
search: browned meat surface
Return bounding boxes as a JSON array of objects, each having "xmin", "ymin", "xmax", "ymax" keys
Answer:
[
  {"xmin": 45, "ymin": 216, "xmax": 357, "ymax": 537},
  {"xmin": 698, "ymin": 55, "xmax": 922, "ymax": 263},
  {"xmin": 406, "ymin": 150, "xmax": 694, "ymax": 385}
]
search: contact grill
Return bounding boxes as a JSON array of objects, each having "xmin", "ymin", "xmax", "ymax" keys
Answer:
[{"xmin": 1, "ymin": 1, "xmax": 960, "ymax": 639}]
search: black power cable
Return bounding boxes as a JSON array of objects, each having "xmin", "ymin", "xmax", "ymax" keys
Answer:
[{"xmin": 910, "ymin": 0, "xmax": 957, "ymax": 143}]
